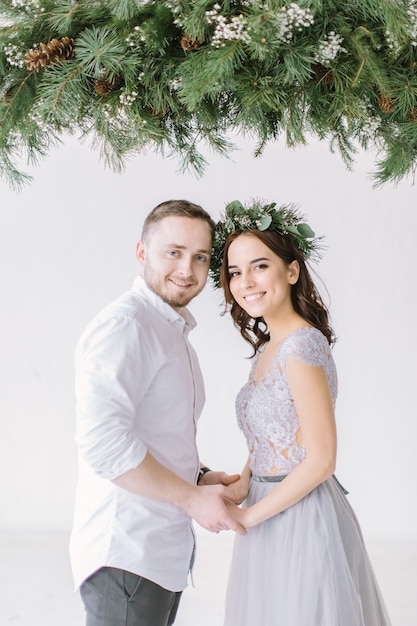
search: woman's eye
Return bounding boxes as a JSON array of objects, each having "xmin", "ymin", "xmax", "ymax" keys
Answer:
[{"xmin": 229, "ymin": 270, "xmax": 240, "ymax": 278}]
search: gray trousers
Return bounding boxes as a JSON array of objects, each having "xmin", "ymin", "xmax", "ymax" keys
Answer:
[{"xmin": 80, "ymin": 567, "xmax": 182, "ymax": 626}]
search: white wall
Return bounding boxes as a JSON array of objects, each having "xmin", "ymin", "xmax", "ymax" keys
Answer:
[{"xmin": 0, "ymin": 133, "xmax": 416, "ymax": 542}]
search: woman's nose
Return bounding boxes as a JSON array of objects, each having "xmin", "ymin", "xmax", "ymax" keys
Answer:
[{"xmin": 241, "ymin": 272, "xmax": 254, "ymax": 289}]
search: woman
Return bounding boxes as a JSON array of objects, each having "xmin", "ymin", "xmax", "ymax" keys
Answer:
[{"xmin": 210, "ymin": 200, "xmax": 391, "ymax": 626}]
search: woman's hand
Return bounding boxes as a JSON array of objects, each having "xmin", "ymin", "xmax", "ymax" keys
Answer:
[
  {"xmin": 223, "ymin": 457, "xmax": 252, "ymax": 504},
  {"xmin": 224, "ymin": 475, "xmax": 250, "ymax": 504},
  {"xmin": 224, "ymin": 500, "xmax": 255, "ymax": 529}
]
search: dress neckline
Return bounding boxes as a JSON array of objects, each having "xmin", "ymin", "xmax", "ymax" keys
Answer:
[{"xmin": 251, "ymin": 326, "xmax": 318, "ymax": 387}]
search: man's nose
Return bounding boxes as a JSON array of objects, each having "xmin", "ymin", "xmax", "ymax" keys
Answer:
[{"xmin": 177, "ymin": 256, "xmax": 193, "ymax": 275}]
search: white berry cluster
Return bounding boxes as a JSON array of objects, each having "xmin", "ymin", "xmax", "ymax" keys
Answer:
[
  {"xmin": 170, "ymin": 77, "xmax": 182, "ymax": 91},
  {"xmin": 164, "ymin": 0, "xmax": 185, "ymax": 28},
  {"xmin": 104, "ymin": 104, "xmax": 149, "ymax": 131},
  {"xmin": 11, "ymin": 0, "xmax": 44, "ymax": 13},
  {"xmin": 314, "ymin": 31, "xmax": 346, "ymax": 65},
  {"xmin": 361, "ymin": 115, "xmax": 382, "ymax": 138},
  {"xmin": 206, "ymin": 4, "xmax": 251, "ymax": 48},
  {"xmin": 3, "ymin": 42, "xmax": 26, "ymax": 69},
  {"xmin": 357, "ymin": 100, "xmax": 382, "ymax": 138},
  {"xmin": 101, "ymin": 103, "xmax": 118, "ymax": 122},
  {"xmin": 277, "ymin": 3, "xmax": 314, "ymax": 43},
  {"xmin": 235, "ymin": 214, "xmax": 253, "ymax": 228},
  {"xmin": 407, "ymin": 2, "xmax": 417, "ymax": 46},
  {"xmin": 119, "ymin": 89, "xmax": 138, "ymax": 106},
  {"xmin": 126, "ymin": 26, "xmax": 146, "ymax": 48},
  {"xmin": 385, "ymin": 30, "xmax": 399, "ymax": 54},
  {"xmin": 102, "ymin": 103, "xmax": 145, "ymax": 129},
  {"xmin": 27, "ymin": 100, "xmax": 50, "ymax": 132},
  {"xmin": 386, "ymin": 2, "xmax": 417, "ymax": 53}
]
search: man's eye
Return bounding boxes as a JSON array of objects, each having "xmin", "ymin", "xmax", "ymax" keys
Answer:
[{"xmin": 195, "ymin": 255, "xmax": 208, "ymax": 262}]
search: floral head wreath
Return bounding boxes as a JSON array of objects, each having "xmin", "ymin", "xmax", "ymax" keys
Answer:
[{"xmin": 209, "ymin": 199, "xmax": 324, "ymax": 289}]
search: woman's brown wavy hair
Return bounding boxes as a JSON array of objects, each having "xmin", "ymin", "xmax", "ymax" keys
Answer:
[{"xmin": 220, "ymin": 230, "xmax": 336, "ymax": 354}]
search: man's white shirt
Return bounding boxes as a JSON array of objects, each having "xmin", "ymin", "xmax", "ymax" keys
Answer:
[{"xmin": 70, "ymin": 275, "xmax": 204, "ymax": 591}]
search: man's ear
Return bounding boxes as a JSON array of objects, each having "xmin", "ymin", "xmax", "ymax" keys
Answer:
[{"xmin": 136, "ymin": 241, "xmax": 146, "ymax": 265}]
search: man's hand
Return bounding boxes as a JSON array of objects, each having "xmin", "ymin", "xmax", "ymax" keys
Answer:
[
  {"xmin": 184, "ymin": 484, "xmax": 247, "ymax": 535},
  {"xmin": 198, "ymin": 470, "xmax": 240, "ymax": 487}
]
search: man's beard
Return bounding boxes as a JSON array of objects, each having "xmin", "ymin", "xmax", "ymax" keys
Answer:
[
  {"xmin": 144, "ymin": 269, "xmax": 202, "ymax": 309},
  {"xmin": 159, "ymin": 290, "xmax": 196, "ymax": 309}
]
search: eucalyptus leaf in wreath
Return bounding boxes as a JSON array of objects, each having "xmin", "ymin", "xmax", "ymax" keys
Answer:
[
  {"xmin": 257, "ymin": 214, "xmax": 273, "ymax": 230},
  {"xmin": 297, "ymin": 223, "xmax": 316, "ymax": 238},
  {"xmin": 1, "ymin": 0, "xmax": 417, "ymax": 188},
  {"xmin": 227, "ymin": 200, "xmax": 245, "ymax": 216}
]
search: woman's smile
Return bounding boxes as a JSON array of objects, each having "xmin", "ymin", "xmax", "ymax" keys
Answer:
[{"xmin": 244, "ymin": 292, "xmax": 265, "ymax": 303}]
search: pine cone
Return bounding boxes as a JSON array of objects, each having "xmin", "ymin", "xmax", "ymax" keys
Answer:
[
  {"xmin": 94, "ymin": 75, "xmax": 124, "ymax": 96},
  {"xmin": 409, "ymin": 107, "xmax": 417, "ymax": 122},
  {"xmin": 312, "ymin": 63, "xmax": 333, "ymax": 85},
  {"xmin": 25, "ymin": 36, "xmax": 75, "ymax": 72},
  {"xmin": 378, "ymin": 94, "xmax": 395, "ymax": 113},
  {"xmin": 180, "ymin": 34, "xmax": 200, "ymax": 52}
]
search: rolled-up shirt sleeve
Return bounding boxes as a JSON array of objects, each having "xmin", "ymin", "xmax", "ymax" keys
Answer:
[{"xmin": 75, "ymin": 312, "xmax": 153, "ymax": 480}]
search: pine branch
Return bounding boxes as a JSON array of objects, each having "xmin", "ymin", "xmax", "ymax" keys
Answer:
[
  {"xmin": 180, "ymin": 42, "xmax": 247, "ymax": 108},
  {"xmin": 0, "ymin": 147, "xmax": 33, "ymax": 191},
  {"xmin": 105, "ymin": 0, "xmax": 146, "ymax": 22},
  {"xmin": 44, "ymin": 1, "xmax": 111, "ymax": 36},
  {"xmin": 2, "ymin": 0, "xmax": 417, "ymax": 187},
  {"xmin": 372, "ymin": 139, "xmax": 417, "ymax": 186}
]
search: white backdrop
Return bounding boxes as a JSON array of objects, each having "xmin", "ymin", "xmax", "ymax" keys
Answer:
[{"xmin": 0, "ymin": 134, "xmax": 416, "ymax": 542}]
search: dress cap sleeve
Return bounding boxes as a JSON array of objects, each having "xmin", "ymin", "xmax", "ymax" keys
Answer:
[{"xmin": 278, "ymin": 327, "xmax": 329, "ymax": 370}]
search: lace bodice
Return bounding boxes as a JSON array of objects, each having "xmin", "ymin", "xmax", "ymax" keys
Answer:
[{"xmin": 236, "ymin": 327, "xmax": 338, "ymax": 475}]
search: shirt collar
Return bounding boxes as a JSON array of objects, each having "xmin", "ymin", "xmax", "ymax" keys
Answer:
[{"xmin": 131, "ymin": 275, "xmax": 197, "ymax": 333}]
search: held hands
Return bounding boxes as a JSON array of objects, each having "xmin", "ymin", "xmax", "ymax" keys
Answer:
[
  {"xmin": 197, "ymin": 470, "xmax": 241, "ymax": 487},
  {"xmin": 187, "ymin": 483, "xmax": 247, "ymax": 536},
  {"xmin": 223, "ymin": 475, "xmax": 250, "ymax": 505},
  {"xmin": 190, "ymin": 468, "xmax": 251, "ymax": 534}
]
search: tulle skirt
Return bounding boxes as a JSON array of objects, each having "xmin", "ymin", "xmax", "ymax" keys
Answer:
[{"xmin": 224, "ymin": 475, "xmax": 391, "ymax": 626}]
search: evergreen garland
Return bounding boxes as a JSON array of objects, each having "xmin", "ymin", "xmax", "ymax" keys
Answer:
[{"xmin": 1, "ymin": 0, "xmax": 417, "ymax": 188}]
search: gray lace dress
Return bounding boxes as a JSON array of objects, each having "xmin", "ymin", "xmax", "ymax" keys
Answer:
[{"xmin": 224, "ymin": 327, "xmax": 391, "ymax": 626}]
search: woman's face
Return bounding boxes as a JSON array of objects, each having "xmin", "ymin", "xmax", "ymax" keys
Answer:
[{"xmin": 226, "ymin": 233, "xmax": 299, "ymax": 321}]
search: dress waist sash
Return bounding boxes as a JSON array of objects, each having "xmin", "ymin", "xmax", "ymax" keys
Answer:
[
  {"xmin": 252, "ymin": 474, "xmax": 287, "ymax": 483},
  {"xmin": 252, "ymin": 473, "xmax": 349, "ymax": 494}
]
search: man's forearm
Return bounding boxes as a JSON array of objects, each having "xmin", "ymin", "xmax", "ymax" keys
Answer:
[{"xmin": 112, "ymin": 451, "xmax": 198, "ymax": 508}]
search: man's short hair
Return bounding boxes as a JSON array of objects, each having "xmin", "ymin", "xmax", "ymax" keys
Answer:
[{"xmin": 141, "ymin": 199, "xmax": 215, "ymax": 241}]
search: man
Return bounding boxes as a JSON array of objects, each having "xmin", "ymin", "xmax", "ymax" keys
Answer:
[{"xmin": 70, "ymin": 199, "xmax": 244, "ymax": 626}]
